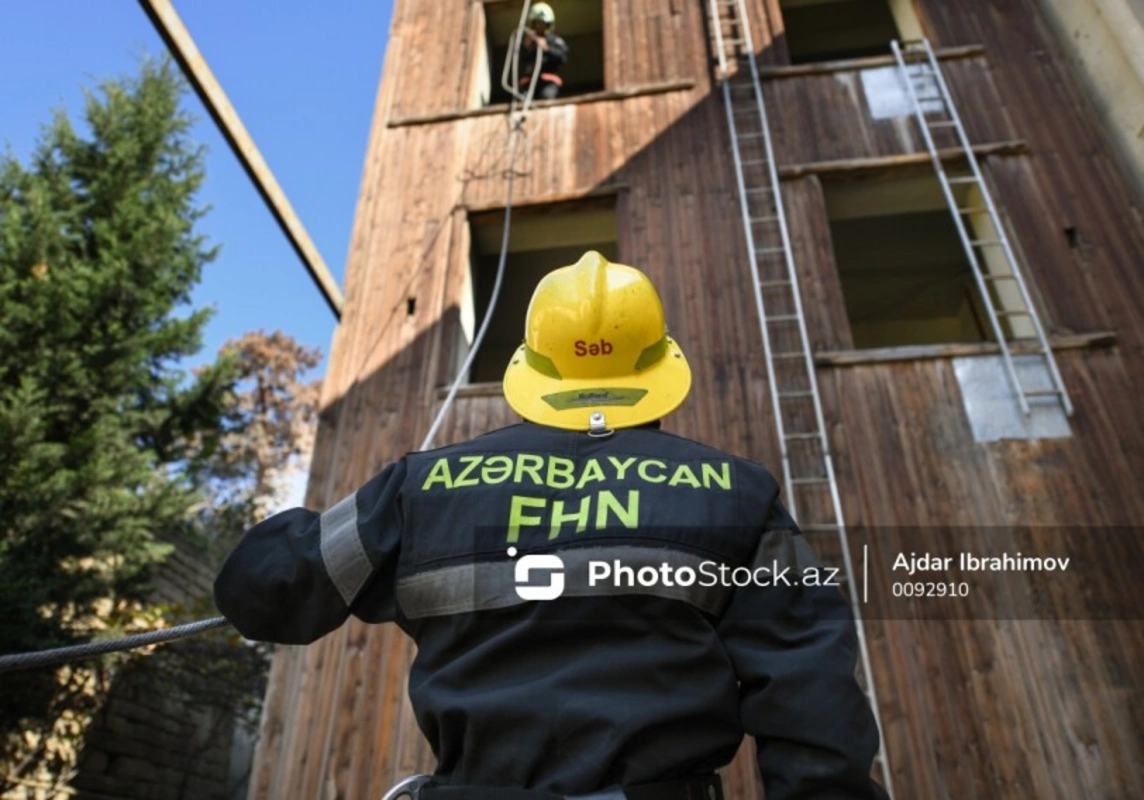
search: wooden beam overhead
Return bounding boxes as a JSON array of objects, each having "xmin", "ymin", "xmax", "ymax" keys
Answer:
[
  {"xmin": 777, "ymin": 140, "xmax": 1030, "ymax": 179},
  {"xmin": 463, "ymin": 183, "xmax": 629, "ymax": 215},
  {"xmin": 138, "ymin": 0, "xmax": 345, "ymax": 319},
  {"xmin": 756, "ymin": 44, "xmax": 987, "ymax": 79},
  {"xmin": 813, "ymin": 331, "xmax": 1116, "ymax": 367},
  {"xmin": 387, "ymin": 80, "xmax": 695, "ymax": 128}
]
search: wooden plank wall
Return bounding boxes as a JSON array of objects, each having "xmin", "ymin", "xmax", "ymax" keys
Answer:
[{"xmin": 246, "ymin": 0, "xmax": 1144, "ymax": 798}]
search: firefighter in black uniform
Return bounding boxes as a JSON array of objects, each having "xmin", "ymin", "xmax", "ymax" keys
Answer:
[
  {"xmin": 214, "ymin": 251, "xmax": 890, "ymax": 800},
  {"xmin": 517, "ymin": 3, "xmax": 568, "ymax": 101}
]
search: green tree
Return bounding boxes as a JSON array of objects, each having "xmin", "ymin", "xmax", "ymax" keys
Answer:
[{"xmin": 0, "ymin": 59, "xmax": 240, "ymax": 784}]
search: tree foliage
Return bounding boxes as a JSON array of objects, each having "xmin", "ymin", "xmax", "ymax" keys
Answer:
[
  {"xmin": 0, "ymin": 60, "xmax": 321, "ymax": 793},
  {"xmin": 188, "ymin": 330, "xmax": 322, "ymax": 564},
  {"xmin": 0, "ymin": 54, "xmax": 234, "ymax": 718}
]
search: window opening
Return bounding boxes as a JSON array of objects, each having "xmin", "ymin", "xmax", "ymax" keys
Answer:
[
  {"xmin": 463, "ymin": 200, "xmax": 618, "ymax": 382},
  {"xmin": 478, "ymin": 1, "xmax": 604, "ymax": 107},
  {"xmin": 823, "ymin": 172, "xmax": 1017, "ymax": 349},
  {"xmin": 779, "ymin": 0, "xmax": 921, "ymax": 64}
]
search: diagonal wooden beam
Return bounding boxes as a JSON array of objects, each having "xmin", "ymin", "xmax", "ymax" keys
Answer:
[{"xmin": 139, "ymin": 0, "xmax": 345, "ymax": 319}]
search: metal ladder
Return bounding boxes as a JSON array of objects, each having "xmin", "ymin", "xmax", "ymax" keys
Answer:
[
  {"xmin": 704, "ymin": 1, "xmax": 893, "ymax": 796},
  {"xmin": 891, "ymin": 38, "xmax": 1073, "ymax": 417}
]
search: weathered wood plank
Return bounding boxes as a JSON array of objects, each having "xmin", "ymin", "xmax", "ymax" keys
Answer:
[
  {"xmin": 815, "ymin": 330, "xmax": 1116, "ymax": 366},
  {"xmin": 757, "ymin": 44, "xmax": 986, "ymax": 79},
  {"xmin": 777, "ymin": 140, "xmax": 1029, "ymax": 178},
  {"xmin": 247, "ymin": 0, "xmax": 1144, "ymax": 798}
]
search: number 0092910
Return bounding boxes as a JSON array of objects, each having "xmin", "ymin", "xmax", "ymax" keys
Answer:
[{"xmin": 892, "ymin": 581, "xmax": 970, "ymax": 598}]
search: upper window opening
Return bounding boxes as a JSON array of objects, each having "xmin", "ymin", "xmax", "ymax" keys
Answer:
[
  {"xmin": 823, "ymin": 172, "xmax": 1021, "ymax": 350},
  {"xmin": 780, "ymin": 0, "xmax": 914, "ymax": 64},
  {"xmin": 478, "ymin": 1, "xmax": 604, "ymax": 107},
  {"xmin": 463, "ymin": 199, "xmax": 618, "ymax": 382}
]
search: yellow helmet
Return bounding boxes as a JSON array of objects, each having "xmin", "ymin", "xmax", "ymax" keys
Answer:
[{"xmin": 502, "ymin": 251, "xmax": 692, "ymax": 430}]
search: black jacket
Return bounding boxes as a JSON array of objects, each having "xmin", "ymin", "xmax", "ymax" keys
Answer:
[
  {"xmin": 215, "ymin": 422, "xmax": 888, "ymax": 799},
  {"xmin": 517, "ymin": 31, "xmax": 568, "ymax": 80}
]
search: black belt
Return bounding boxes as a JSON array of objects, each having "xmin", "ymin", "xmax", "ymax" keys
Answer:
[{"xmin": 420, "ymin": 774, "xmax": 722, "ymax": 800}]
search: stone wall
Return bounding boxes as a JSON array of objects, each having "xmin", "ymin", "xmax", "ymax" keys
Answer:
[{"xmin": 70, "ymin": 537, "xmax": 257, "ymax": 800}]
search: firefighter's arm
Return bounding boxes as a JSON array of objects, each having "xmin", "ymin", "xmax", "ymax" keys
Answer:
[
  {"xmin": 715, "ymin": 499, "xmax": 889, "ymax": 800},
  {"xmin": 545, "ymin": 34, "xmax": 568, "ymax": 67},
  {"xmin": 213, "ymin": 459, "xmax": 406, "ymax": 645}
]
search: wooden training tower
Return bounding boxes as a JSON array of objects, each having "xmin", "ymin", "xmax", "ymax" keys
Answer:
[{"xmin": 248, "ymin": 1, "xmax": 1144, "ymax": 798}]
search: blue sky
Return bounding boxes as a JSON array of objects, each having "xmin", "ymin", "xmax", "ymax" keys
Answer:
[{"xmin": 1, "ymin": 1, "xmax": 395, "ymax": 381}]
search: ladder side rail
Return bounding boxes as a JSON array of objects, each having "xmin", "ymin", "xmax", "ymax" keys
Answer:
[
  {"xmin": 711, "ymin": 0, "xmax": 798, "ymax": 510},
  {"xmin": 821, "ymin": 452, "xmax": 892, "ymax": 794},
  {"xmin": 732, "ymin": 0, "xmax": 801, "ymax": 512},
  {"xmin": 734, "ymin": 0, "xmax": 839, "ymax": 513},
  {"xmin": 707, "ymin": 0, "xmax": 731, "ymax": 77},
  {"xmin": 890, "ymin": 40, "xmax": 1029, "ymax": 414},
  {"xmin": 919, "ymin": 40, "xmax": 1074, "ymax": 415},
  {"xmin": 732, "ymin": 4, "xmax": 893, "ymax": 794},
  {"xmin": 733, "ymin": 0, "xmax": 870, "ymax": 672},
  {"xmin": 709, "ymin": 7, "xmax": 893, "ymax": 794}
]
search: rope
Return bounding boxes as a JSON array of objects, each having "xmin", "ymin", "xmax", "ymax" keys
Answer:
[
  {"xmin": 0, "ymin": 616, "xmax": 230, "ymax": 675},
  {"xmin": 419, "ymin": 2, "xmax": 543, "ymax": 451}
]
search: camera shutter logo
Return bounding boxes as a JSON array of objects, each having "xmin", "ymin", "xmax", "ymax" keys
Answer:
[{"xmin": 512, "ymin": 550, "xmax": 566, "ymax": 600}]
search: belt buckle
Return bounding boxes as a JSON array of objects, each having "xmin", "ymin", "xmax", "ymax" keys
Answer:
[{"xmin": 381, "ymin": 774, "xmax": 432, "ymax": 800}]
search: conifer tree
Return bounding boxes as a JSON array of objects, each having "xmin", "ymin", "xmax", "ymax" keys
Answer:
[{"xmin": 0, "ymin": 59, "xmax": 240, "ymax": 774}]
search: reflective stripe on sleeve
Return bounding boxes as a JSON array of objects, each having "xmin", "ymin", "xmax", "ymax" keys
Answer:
[{"xmin": 320, "ymin": 492, "xmax": 372, "ymax": 607}]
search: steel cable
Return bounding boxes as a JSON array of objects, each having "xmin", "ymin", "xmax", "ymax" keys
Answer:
[{"xmin": 0, "ymin": 616, "xmax": 230, "ymax": 674}]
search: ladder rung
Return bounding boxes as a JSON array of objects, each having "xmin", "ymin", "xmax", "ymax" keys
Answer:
[
  {"xmin": 995, "ymin": 309, "xmax": 1031, "ymax": 317},
  {"xmin": 724, "ymin": 38, "xmax": 746, "ymax": 45},
  {"xmin": 970, "ymin": 238, "xmax": 1003, "ymax": 247},
  {"xmin": 740, "ymin": 159, "xmax": 769, "ymax": 167},
  {"xmin": 1023, "ymin": 388, "xmax": 1062, "ymax": 397},
  {"xmin": 737, "ymin": 132, "xmax": 765, "ymax": 139},
  {"xmin": 778, "ymin": 390, "xmax": 814, "ymax": 398},
  {"xmin": 750, "ymin": 215, "xmax": 778, "ymax": 223},
  {"xmin": 927, "ymin": 120, "xmax": 958, "ymax": 128},
  {"xmin": 983, "ymin": 274, "xmax": 1017, "ymax": 281},
  {"xmin": 756, "ymin": 246, "xmax": 786, "ymax": 254},
  {"xmin": 784, "ymin": 431, "xmax": 820, "ymax": 439},
  {"xmin": 790, "ymin": 477, "xmax": 830, "ymax": 485},
  {"xmin": 946, "ymin": 176, "xmax": 979, "ymax": 184},
  {"xmin": 957, "ymin": 206, "xmax": 987, "ymax": 214},
  {"xmin": 768, "ymin": 314, "xmax": 800, "ymax": 322}
]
